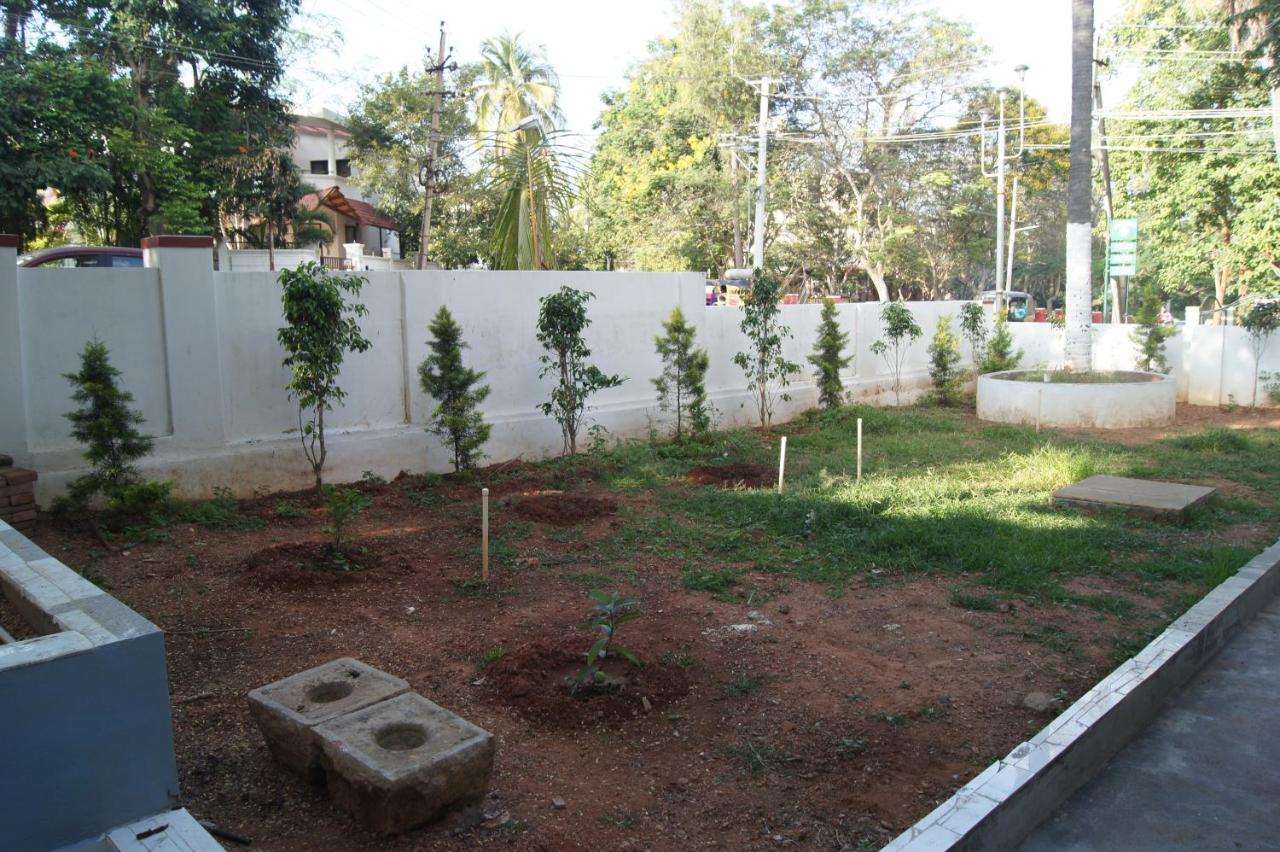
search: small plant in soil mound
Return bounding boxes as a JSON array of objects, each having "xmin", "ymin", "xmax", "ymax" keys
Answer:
[
  {"xmin": 322, "ymin": 484, "xmax": 371, "ymax": 568},
  {"xmin": 572, "ymin": 590, "xmax": 641, "ymax": 694}
]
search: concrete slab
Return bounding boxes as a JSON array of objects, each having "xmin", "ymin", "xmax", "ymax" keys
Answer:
[
  {"xmin": 1020, "ymin": 596, "xmax": 1280, "ymax": 852},
  {"xmin": 102, "ymin": 808, "xmax": 222, "ymax": 852},
  {"xmin": 316, "ymin": 692, "xmax": 495, "ymax": 835},
  {"xmin": 1052, "ymin": 475, "xmax": 1215, "ymax": 519},
  {"xmin": 247, "ymin": 657, "xmax": 409, "ymax": 780}
]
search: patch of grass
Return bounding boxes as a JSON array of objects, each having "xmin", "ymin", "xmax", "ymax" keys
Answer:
[
  {"xmin": 272, "ymin": 500, "xmax": 304, "ymax": 519},
  {"xmin": 726, "ymin": 740, "xmax": 794, "ymax": 776},
  {"xmin": 398, "ymin": 479, "xmax": 445, "ymax": 508},
  {"xmin": 562, "ymin": 570, "xmax": 614, "ymax": 589},
  {"xmin": 681, "ymin": 566, "xmax": 740, "ymax": 594},
  {"xmin": 597, "ymin": 813, "xmax": 635, "ymax": 829},
  {"xmin": 659, "ymin": 648, "xmax": 696, "ymax": 669},
  {"xmin": 476, "ymin": 645, "xmax": 506, "ymax": 671},
  {"xmin": 836, "ymin": 737, "xmax": 869, "ymax": 758},
  {"xmin": 1016, "ymin": 621, "xmax": 1077, "ymax": 654},
  {"xmin": 175, "ymin": 486, "xmax": 264, "ymax": 530},
  {"xmin": 950, "ymin": 588, "xmax": 999, "ymax": 611},
  {"xmin": 920, "ymin": 700, "xmax": 949, "ymax": 721},
  {"xmin": 1169, "ymin": 426, "xmax": 1250, "ymax": 454},
  {"xmin": 721, "ymin": 673, "xmax": 764, "ymax": 697},
  {"xmin": 871, "ymin": 711, "xmax": 907, "ymax": 729}
]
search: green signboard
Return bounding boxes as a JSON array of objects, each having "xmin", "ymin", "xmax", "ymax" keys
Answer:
[{"xmin": 1107, "ymin": 218, "xmax": 1138, "ymax": 277}]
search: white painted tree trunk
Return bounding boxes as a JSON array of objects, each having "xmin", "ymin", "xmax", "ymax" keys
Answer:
[{"xmin": 1064, "ymin": 0, "xmax": 1094, "ymax": 372}]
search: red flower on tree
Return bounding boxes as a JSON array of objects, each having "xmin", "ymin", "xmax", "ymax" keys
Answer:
[
  {"xmin": 68, "ymin": 149, "xmax": 79, "ymax": 158},
  {"xmin": 238, "ymin": 145, "xmax": 248, "ymax": 154}
]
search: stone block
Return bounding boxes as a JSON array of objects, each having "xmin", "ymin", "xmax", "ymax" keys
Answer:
[
  {"xmin": 1, "ymin": 468, "xmax": 36, "ymax": 486},
  {"xmin": 247, "ymin": 657, "xmax": 409, "ymax": 780},
  {"xmin": 316, "ymin": 692, "xmax": 495, "ymax": 835}
]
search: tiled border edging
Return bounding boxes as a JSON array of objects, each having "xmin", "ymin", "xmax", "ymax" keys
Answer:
[{"xmin": 883, "ymin": 537, "xmax": 1280, "ymax": 851}]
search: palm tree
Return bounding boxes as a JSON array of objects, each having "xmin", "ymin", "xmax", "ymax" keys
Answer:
[
  {"xmin": 1064, "ymin": 0, "xmax": 1094, "ymax": 372},
  {"xmin": 488, "ymin": 128, "xmax": 573, "ymax": 269},
  {"xmin": 474, "ymin": 33, "xmax": 563, "ymax": 145}
]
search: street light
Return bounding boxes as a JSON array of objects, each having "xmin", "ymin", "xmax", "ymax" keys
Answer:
[{"xmin": 979, "ymin": 65, "xmax": 1029, "ymax": 305}]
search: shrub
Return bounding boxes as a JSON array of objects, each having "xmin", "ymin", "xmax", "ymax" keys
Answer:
[
  {"xmin": 419, "ymin": 306, "xmax": 491, "ymax": 472},
  {"xmin": 980, "ymin": 311, "xmax": 1022, "ymax": 374},
  {"xmin": 1170, "ymin": 426, "xmax": 1250, "ymax": 454},
  {"xmin": 1243, "ymin": 301, "xmax": 1280, "ymax": 406},
  {"xmin": 572, "ymin": 590, "xmax": 641, "ymax": 694},
  {"xmin": 959, "ymin": 303, "xmax": 988, "ymax": 366},
  {"xmin": 653, "ymin": 306, "xmax": 711, "ymax": 440},
  {"xmin": 536, "ymin": 287, "xmax": 625, "ymax": 455},
  {"xmin": 60, "ymin": 339, "xmax": 154, "ymax": 510},
  {"xmin": 1130, "ymin": 289, "xmax": 1174, "ymax": 373},
  {"xmin": 807, "ymin": 298, "xmax": 852, "ymax": 409},
  {"xmin": 277, "ymin": 262, "xmax": 372, "ymax": 489},
  {"xmin": 322, "ymin": 485, "xmax": 371, "ymax": 565},
  {"xmin": 733, "ymin": 271, "xmax": 800, "ymax": 430},
  {"xmin": 870, "ymin": 301, "xmax": 922, "ymax": 405},
  {"xmin": 927, "ymin": 315, "xmax": 964, "ymax": 405},
  {"xmin": 104, "ymin": 480, "xmax": 174, "ymax": 528}
]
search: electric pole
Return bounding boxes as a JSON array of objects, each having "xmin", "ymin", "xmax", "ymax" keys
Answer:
[
  {"xmin": 750, "ymin": 77, "xmax": 770, "ymax": 271},
  {"xmin": 979, "ymin": 66, "xmax": 1027, "ymax": 306},
  {"xmin": 417, "ymin": 22, "xmax": 451, "ymax": 270}
]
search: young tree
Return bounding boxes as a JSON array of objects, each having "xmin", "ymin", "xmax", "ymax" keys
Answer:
[
  {"xmin": 277, "ymin": 262, "xmax": 372, "ymax": 489},
  {"xmin": 980, "ymin": 311, "xmax": 1023, "ymax": 374},
  {"xmin": 419, "ymin": 306, "xmax": 491, "ymax": 472},
  {"xmin": 536, "ymin": 287, "xmax": 625, "ymax": 454},
  {"xmin": 959, "ymin": 303, "xmax": 989, "ymax": 367},
  {"xmin": 1130, "ymin": 289, "xmax": 1175, "ymax": 373},
  {"xmin": 61, "ymin": 339, "xmax": 154, "ymax": 507},
  {"xmin": 1244, "ymin": 300, "xmax": 1280, "ymax": 406},
  {"xmin": 653, "ymin": 306, "xmax": 711, "ymax": 440},
  {"xmin": 733, "ymin": 272, "xmax": 800, "ymax": 430},
  {"xmin": 807, "ymin": 298, "xmax": 852, "ymax": 409},
  {"xmin": 870, "ymin": 301, "xmax": 922, "ymax": 405},
  {"xmin": 927, "ymin": 315, "xmax": 964, "ymax": 406}
]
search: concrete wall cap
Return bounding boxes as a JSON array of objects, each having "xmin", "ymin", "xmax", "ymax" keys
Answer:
[
  {"xmin": 0, "ymin": 235, "xmax": 19, "ymax": 249},
  {"xmin": 140, "ymin": 235, "xmax": 214, "ymax": 249}
]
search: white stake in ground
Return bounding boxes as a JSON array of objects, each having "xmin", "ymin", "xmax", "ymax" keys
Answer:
[
  {"xmin": 481, "ymin": 487, "xmax": 490, "ymax": 582},
  {"xmin": 857, "ymin": 418, "xmax": 863, "ymax": 483},
  {"xmin": 777, "ymin": 436, "xmax": 787, "ymax": 494}
]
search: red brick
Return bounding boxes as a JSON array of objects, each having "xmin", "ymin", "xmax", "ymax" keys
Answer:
[
  {"xmin": 1, "ymin": 469, "xmax": 36, "ymax": 486},
  {"xmin": 8, "ymin": 491, "xmax": 32, "ymax": 506},
  {"xmin": 6, "ymin": 509, "xmax": 36, "ymax": 523}
]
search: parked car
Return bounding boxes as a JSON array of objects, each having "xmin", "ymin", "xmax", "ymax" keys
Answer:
[{"xmin": 17, "ymin": 246, "xmax": 144, "ymax": 268}]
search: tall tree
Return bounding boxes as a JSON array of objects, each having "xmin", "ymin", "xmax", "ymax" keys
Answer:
[
  {"xmin": 1065, "ymin": 0, "xmax": 1095, "ymax": 371},
  {"xmin": 474, "ymin": 33, "xmax": 563, "ymax": 144}
]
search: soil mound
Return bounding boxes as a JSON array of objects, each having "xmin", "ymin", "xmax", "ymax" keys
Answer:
[
  {"xmin": 688, "ymin": 463, "xmax": 774, "ymax": 489},
  {"xmin": 513, "ymin": 493, "xmax": 617, "ymax": 526},
  {"xmin": 239, "ymin": 541, "xmax": 378, "ymax": 590}
]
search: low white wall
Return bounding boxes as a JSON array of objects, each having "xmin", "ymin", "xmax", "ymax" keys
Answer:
[{"xmin": 2, "ymin": 240, "xmax": 1274, "ymax": 501}]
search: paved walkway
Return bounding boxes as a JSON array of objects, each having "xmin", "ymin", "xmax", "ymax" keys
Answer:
[{"xmin": 1020, "ymin": 594, "xmax": 1280, "ymax": 852}]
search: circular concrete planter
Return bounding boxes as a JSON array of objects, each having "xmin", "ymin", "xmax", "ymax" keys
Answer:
[{"xmin": 976, "ymin": 370, "xmax": 1175, "ymax": 429}]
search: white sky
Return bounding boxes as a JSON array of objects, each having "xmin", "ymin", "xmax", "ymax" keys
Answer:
[{"xmin": 291, "ymin": 0, "xmax": 1126, "ymax": 134}]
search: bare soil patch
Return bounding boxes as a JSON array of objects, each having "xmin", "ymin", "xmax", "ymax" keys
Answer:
[
  {"xmin": 688, "ymin": 463, "xmax": 775, "ymax": 489},
  {"xmin": 1051, "ymin": 402, "xmax": 1280, "ymax": 446},
  {"xmin": 512, "ymin": 492, "xmax": 617, "ymax": 526}
]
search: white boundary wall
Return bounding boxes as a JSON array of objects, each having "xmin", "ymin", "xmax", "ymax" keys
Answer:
[{"xmin": 1, "ymin": 240, "xmax": 1274, "ymax": 500}]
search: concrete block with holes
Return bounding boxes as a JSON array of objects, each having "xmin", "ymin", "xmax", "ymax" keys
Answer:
[
  {"xmin": 247, "ymin": 657, "xmax": 409, "ymax": 781},
  {"xmin": 315, "ymin": 691, "xmax": 495, "ymax": 834}
]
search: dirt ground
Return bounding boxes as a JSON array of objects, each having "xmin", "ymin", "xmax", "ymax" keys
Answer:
[{"xmin": 19, "ymin": 405, "xmax": 1276, "ymax": 851}]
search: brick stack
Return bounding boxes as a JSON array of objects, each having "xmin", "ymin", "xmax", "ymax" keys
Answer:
[{"xmin": 0, "ymin": 454, "xmax": 37, "ymax": 532}]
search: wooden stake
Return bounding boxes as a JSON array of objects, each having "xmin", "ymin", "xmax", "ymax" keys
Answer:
[
  {"xmin": 481, "ymin": 487, "xmax": 490, "ymax": 582},
  {"xmin": 777, "ymin": 436, "xmax": 787, "ymax": 494},
  {"xmin": 856, "ymin": 418, "xmax": 863, "ymax": 483}
]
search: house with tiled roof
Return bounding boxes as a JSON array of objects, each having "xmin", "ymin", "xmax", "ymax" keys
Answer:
[{"xmin": 290, "ymin": 107, "xmax": 402, "ymax": 264}]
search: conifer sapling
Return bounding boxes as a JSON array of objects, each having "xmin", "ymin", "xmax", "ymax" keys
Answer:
[
  {"xmin": 419, "ymin": 306, "xmax": 492, "ymax": 472},
  {"xmin": 653, "ymin": 306, "xmax": 711, "ymax": 440},
  {"xmin": 807, "ymin": 298, "xmax": 851, "ymax": 409},
  {"xmin": 1130, "ymin": 289, "xmax": 1174, "ymax": 374},
  {"xmin": 927, "ymin": 315, "xmax": 964, "ymax": 405}
]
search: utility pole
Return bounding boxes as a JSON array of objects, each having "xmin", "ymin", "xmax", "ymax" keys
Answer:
[
  {"xmin": 1065, "ymin": 0, "xmax": 1095, "ymax": 372},
  {"xmin": 730, "ymin": 149, "xmax": 744, "ymax": 269},
  {"xmin": 979, "ymin": 66, "xmax": 1028, "ymax": 306},
  {"xmin": 1005, "ymin": 176, "xmax": 1019, "ymax": 289},
  {"xmin": 750, "ymin": 77, "xmax": 770, "ymax": 271},
  {"xmin": 1093, "ymin": 74, "xmax": 1122, "ymax": 323},
  {"xmin": 417, "ymin": 22, "xmax": 450, "ymax": 270}
]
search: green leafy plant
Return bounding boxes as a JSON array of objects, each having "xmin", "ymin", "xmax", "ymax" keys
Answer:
[
  {"xmin": 536, "ymin": 287, "xmax": 625, "ymax": 455},
  {"xmin": 980, "ymin": 311, "xmax": 1023, "ymax": 374},
  {"xmin": 1130, "ymin": 289, "xmax": 1175, "ymax": 373},
  {"xmin": 653, "ymin": 306, "xmax": 711, "ymax": 440},
  {"xmin": 103, "ymin": 479, "xmax": 174, "ymax": 528},
  {"xmin": 572, "ymin": 590, "xmax": 641, "ymax": 694},
  {"xmin": 59, "ymin": 339, "xmax": 155, "ymax": 510},
  {"xmin": 476, "ymin": 645, "xmax": 507, "ymax": 671},
  {"xmin": 419, "ymin": 306, "xmax": 492, "ymax": 472},
  {"xmin": 721, "ymin": 673, "xmax": 764, "ymax": 697},
  {"xmin": 836, "ymin": 737, "xmax": 869, "ymax": 758},
  {"xmin": 807, "ymin": 298, "xmax": 852, "ymax": 409},
  {"xmin": 175, "ymin": 485, "xmax": 263, "ymax": 531},
  {"xmin": 277, "ymin": 262, "xmax": 372, "ymax": 489},
  {"xmin": 959, "ymin": 303, "xmax": 989, "ymax": 366},
  {"xmin": 733, "ymin": 271, "xmax": 800, "ymax": 430},
  {"xmin": 1243, "ymin": 301, "xmax": 1280, "ymax": 406},
  {"xmin": 321, "ymin": 485, "xmax": 371, "ymax": 566},
  {"xmin": 1262, "ymin": 371, "xmax": 1280, "ymax": 404},
  {"xmin": 727, "ymin": 740, "xmax": 794, "ymax": 776},
  {"xmin": 927, "ymin": 315, "xmax": 964, "ymax": 406},
  {"xmin": 870, "ymin": 301, "xmax": 922, "ymax": 405}
]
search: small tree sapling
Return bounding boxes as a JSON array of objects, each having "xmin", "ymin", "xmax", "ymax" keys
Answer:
[
  {"xmin": 733, "ymin": 271, "xmax": 800, "ymax": 430},
  {"xmin": 959, "ymin": 302, "xmax": 988, "ymax": 367},
  {"xmin": 980, "ymin": 311, "xmax": 1022, "ymax": 374},
  {"xmin": 927, "ymin": 315, "xmax": 964, "ymax": 406},
  {"xmin": 870, "ymin": 301, "xmax": 922, "ymax": 405},
  {"xmin": 419, "ymin": 306, "xmax": 491, "ymax": 472},
  {"xmin": 653, "ymin": 306, "xmax": 711, "ymax": 440},
  {"xmin": 572, "ymin": 590, "xmax": 641, "ymax": 694},
  {"xmin": 536, "ymin": 286, "xmax": 625, "ymax": 454},
  {"xmin": 1243, "ymin": 301, "xmax": 1280, "ymax": 406},
  {"xmin": 1130, "ymin": 289, "xmax": 1175, "ymax": 373},
  {"xmin": 807, "ymin": 298, "xmax": 851, "ymax": 409},
  {"xmin": 277, "ymin": 262, "xmax": 372, "ymax": 489},
  {"xmin": 322, "ymin": 484, "xmax": 371, "ymax": 568}
]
